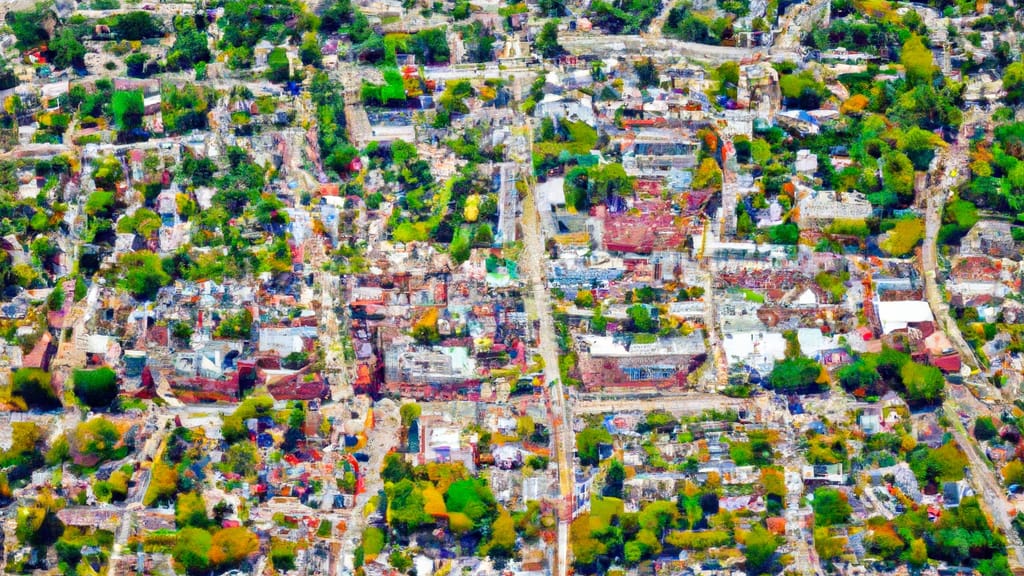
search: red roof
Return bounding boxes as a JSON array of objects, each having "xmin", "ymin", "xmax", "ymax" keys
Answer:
[{"xmin": 931, "ymin": 353, "xmax": 961, "ymax": 373}]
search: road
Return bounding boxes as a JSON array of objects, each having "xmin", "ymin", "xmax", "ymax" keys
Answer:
[
  {"xmin": 920, "ymin": 109, "xmax": 1001, "ymax": 406},
  {"xmin": 943, "ymin": 401, "xmax": 1024, "ymax": 568},
  {"xmin": 559, "ymin": 33, "xmax": 774, "ymax": 64},
  {"xmin": 918, "ymin": 110, "xmax": 1024, "ymax": 568},
  {"xmin": 517, "ymin": 118, "xmax": 573, "ymax": 576},
  {"xmin": 574, "ymin": 393, "xmax": 749, "ymax": 415}
]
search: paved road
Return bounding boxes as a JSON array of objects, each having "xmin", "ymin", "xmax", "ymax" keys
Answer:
[
  {"xmin": 918, "ymin": 110, "xmax": 1024, "ymax": 568},
  {"xmin": 575, "ymin": 394, "xmax": 749, "ymax": 415},
  {"xmin": 943, "ymin": 401, "xmax": 1024, "ymax": 568},
  {"xmin": 517, "ymin": 118, "xmax": 573, "ymax": 576}
]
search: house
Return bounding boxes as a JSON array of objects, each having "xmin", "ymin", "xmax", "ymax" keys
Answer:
[
  {"xmin": 960, "ymin": 220, "xmax": 1016, "ymax": 259},
  {"xmin": 795, "ymin": 186, "xmax": 872, "ymax": 228},
  {"xmin": 875, "ymin": 300, "xmax": 934, "ymax": 335},
  {"xmin": 491, "ymin": 445, "xmax": 523, "ymax": 470},
  {"xmin": 577, "ymin": 334, "xmax": 706, "ymax": 391},
  {"xmin": 942, "ymin": 480, "xmax": 974, "ymax": 507}
]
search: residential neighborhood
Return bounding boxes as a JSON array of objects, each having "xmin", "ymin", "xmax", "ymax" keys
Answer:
[{"xmin": 1, "ymin": 0, "xmax": 1024, "ymax": 574}]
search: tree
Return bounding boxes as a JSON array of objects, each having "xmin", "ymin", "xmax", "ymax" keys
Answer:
[
  {"xmin": 271, "ymin": 539, "xmax": 297, "ymax": 571},
  {"xmin": 267, "ymin": 47, "xmax": 290, "ymax": 83},
  {"xmin": 411, "ymin": 308, "xmax": 440, "ymax": 343},
  {"xmin": 902, "ymin": 35, "xmax": 934, "ymax": 86},
  {"xmin": 382, "ymin": 453, "xmax": 414, "ymax": 483},
  {"xmin": 176, "ymin": 492, "xmax": 210, "ymax": 528},
  {"xmin": 113, "ymin": 11, "xmax": 164, "ymax": 40},
  {"xmin": 535, "ymin": 20, "xmax": 564, "ymax": 58},
  {"xmin": 223, "ymin": 441, "xmax": 258, "ymax": 478},
  {"xmin": 209, "ymin": 527, "xmax": 259, "ymax": 567},
  {"xmin": 811, "ymin": 487, "xmax": 852, "ymax": 526},
  {"xmin": 1002, "ymin": 460, "xmax": 1024, "ymax": 486},
  {"xmin": 1004, "ymin": 61, "xmax": 1024, "ymax": 105},
  {"xmin": 119, "ymin": 251, "xmax": 170, "ymax": 300},
  {"xmin": 767, "ymin": 222, "xmax": 800, "ymax": 245},
  {"xmin": 745, "ymin": 524, "xmax": 778, "ymax": 573},
  {"xmin": 880, "ymin": 218, "xmax": 924, "ymax": 257},
  {"xmin": 899, "ymin": 362, "xmax": 944, "ymax": 405},
  {"xmin": 634, "ymin": 57, "xmax": 658, "ymax": 88},
  {"xmin": 576, "ymin": 426, "xmax": 612, "ymax": 466},
  {"xmin": 570, "ymin": 514, "xmax": 607, "ymax": 568},
  {"xmin": 389, "ymin": 479, "xmax": 433, "ymax": 534},
  {"xmin": 767, "ymin": 357, "xmax": 823, "ymax": 393},
  {"xmin": 12, "ymin": 367, "xmax": 59, "ymax": 409},
  {"xmin": 626, "ymin": 304, "xmax": 655, "ymax": 333},
  {"xmin": 974, "ymin": 416, "xmax": 998, "ymax": 442},
  {"xmin": 482, "ymin": 508, "xmax": 516, "ymax": 558},
  {"xmin": 837, "ymin": 360, "xmax": 880, "ymax": 394},
  {"xmin": 605, "ymin": 459, "xmax": 625, "ymax": 498},
  {"xmin": 72, "ymin": 367, "xmax": 118, "ymax": 408},
  {"xmin": 112, "ymin": 90, "xmax": 145, "ymax": 131},
  {"xmin": 692, "ymin": 158, "xmax": 723, "ymax": 189},
  {"xmin": 299, "ymin": 32, "xmax": 321, "ymax": 67},
  {"xmin": 400, "ymin": 403, "xmax": 421, "ymax": 427},
  {"xmin": 7, "ymin": 6, "xmax": 50, "ymax": 50},
  {"xmin": 49, "ymin": 29, "xmax": 86, "ymax": 69},
  {"xmin": 474, "ymin": 223, "xmax": 494, "ymax": 246},
  {"xmin": 908, "ymin": 537, "xmax": 928, "ymax": 566},
  {"xmin": 815, "ymin": 526, "xmax": 847, "ymax": 562},
  {"xmin": 214, "ymin": 309, "xmax": 253, "ymax": 339},
  {"xmin": 882, "ymin": 150, "xmax": 915, "ymax": 203},
  {"xmin": 761, "ymin": 468, "xmax": 786, "ymax": 499}
]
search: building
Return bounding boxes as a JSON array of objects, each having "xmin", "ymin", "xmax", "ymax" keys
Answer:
[
  {"xmin": 577, "ymin": 334, "xmax": 706, "ymax": 391},
  {"xmin": 960, "ymin": 220, "xmax": 1016, "ymax": 259},
  {"xmin": 795, "ymin": 187, "xmax": 873, "ymax": 228}
]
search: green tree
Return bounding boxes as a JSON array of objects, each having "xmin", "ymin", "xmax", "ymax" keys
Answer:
[
  {"xmin": 112, "ymin": 90, "xmax": 145, "ymax": 131},
  {"xmin": 535, "ymin": 20, "xmax": 564, "ymax": 58},
  {"xmin": 389, "ymin": 479, "xmax": 433, "ymax": 534},
  {"xmin": 883, "ymin": 150, "xmax": 915, "ymax": 203},
  {"xmin": 119, "ymin": 250, "xmax": 170, "ymax": 300},
  {"xmin": 223, "ymin": 441, "xmax": 258, "ymax": 478},
  {"xmin": 626, "ymin": 304, "xmax": 655, "ymax": 332},
  {"xmin": 176, "ymin": 492, "xmax": 210, "ymax": 528},
  {"xmin": 382, "ymin": 452, "xmax": 414, "ymax": 483},
  {"xmin": 49, "ymin": 29, "xmax": 86, "ymax": 69},
  {"xmin": 767, "ymin": 357, "xmax": 823, "ymax": 393},
  {"xmin": 473, "ymin": 223, "xmax": 494, "ymax": 246},
  {"xmin": 577, "ymin": 426, "xmax": 612, "ymax": 466},
  {"xmin": 605, "ymin": 459, "xmax": 625, "ymax": 498},
  {"xmin": 266, "ymin": 47, "xmax": 290, "ymax": 83},
  {"xmin": 1004, "ymin": 61, "xmax": 1024, "ymax": 105},
  {"xmin": 811, "ymin": 487, "xmax": 852, "ymax": 526},
  {"xmin": 12, "ymin": 367, "xmax": 59, "ymax": 409},
  {"xmin": 7, "ymin": 6, "xmax": 50, "ymax": 50},
  {"xmin": 113, "ymin": 11, "xmax": 164, "ymax": 40},
  {"xmin": 767, "ymin": 222, "xmax": 800, "ymax": 245},
  {"xmin": 400, "ymin": 403, "xmax": 421, "ymax": 427},
  {"xmin": 745, "ymin": 524, "xmax": 778, "ymax": 573},
  {"xmin": 209, "ymin": 526, "xmax": 259, "ymax": 567},
  {"xmin": 299, "ymin": 32, "xmax": 321, "ymax": 67},
  {"xmin": 899, "ymin": 362, "xmax": 944, "ymax": 405},
  {"xmin": 974, "ymin": 416, "xmax": 998, "ymax": 442},
  {"xmin": 902, "ymin": 35, "xmax": 934, "ymax": 86},
  {"xmin": 72, "ymin": 367, "xmax": 118, "ymax": 408},
  {"xmin": 214, "ymin": 309, "xmax": 253, "ymax": 339}
]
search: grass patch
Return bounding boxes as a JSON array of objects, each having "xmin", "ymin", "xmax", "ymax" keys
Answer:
[{"xmin": 590, "ymin": 496, "xmax": 624, "ymax": 531}]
